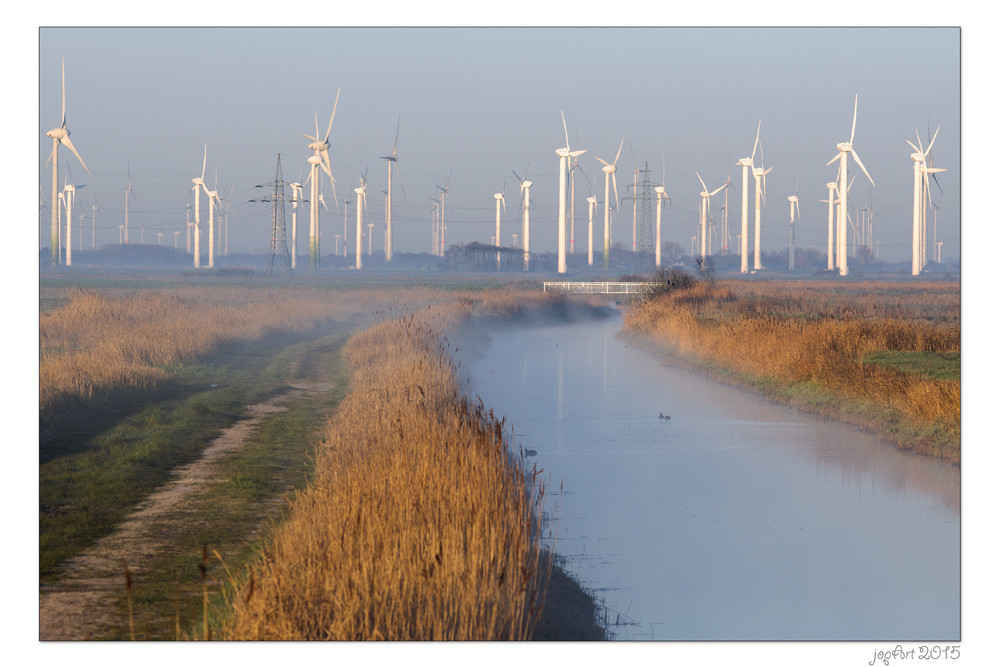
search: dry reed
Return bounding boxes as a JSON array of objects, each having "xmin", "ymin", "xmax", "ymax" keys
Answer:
[
  {"xmin": 625, "ymin": 280, "xmax": 960, "ymax": 460},
  {"xmin": 219, "ymin": 305, "xmax": 551, "ymax": 640}
]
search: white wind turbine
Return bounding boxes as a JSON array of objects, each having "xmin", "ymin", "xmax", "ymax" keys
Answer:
[
  {"xmin": 380, "ymin": 115, "xmax": 406, "ymax": 263},
  {"xmin": 200, "ymin": 170, "xmax": 221, "ymax": 268},
  {"xmin": 290, "ymin": 179, "xmax": 304, "ymax": 270},
  {"xmin": 45, "ymin": 56, "xmax": 90, "ymax": 268},
  {"xmin": 696, "ymin": 172, "xmax": 726, "ymax": 262},
  {"xmin": 736, "ymin": 121, "xmax": 761, "ymax": 274},
  {"xmin": 906, "ymin": 126, "xmax": 944, "ymax": 275},
  {"xmin": 355, "ymin": 170, "xmax": 367, "ymax": 270},
  {"xmin": 655, "ymin": 161, "xmax": 671, "ymax": 269},
  {"xmin": 303, "ymin": 92, "xmax": 341, "ymax": 270},
  {"xmin": 826, "ymin": 94, "xmax": 875, "ymax": 276},
  {"xmin": 191, "ymin": 146, "xmax": 208, "ymax": 268},
  {"xmin": 822, "ymin": 181, "xmax": 838, "ymax": 270},
  {"xmin": 788, "ymin": 182, "xmax": 800, "ymax": 270},
  {"xmin": 556, "ymin": 111, "xmax": 586, "ymax": 274},
  {"xmin": 512, "ymin": 166, "xmax": 533, "ymax": 271},
  {"xmin": 62, "ymin": 173, "xmax": 85, "ymax": 267},
  {"xmin": 751, "ymin": 141, "xmax": 773, "ymax": 271},
  {"xmin": 123, "ymin": 160, "xmax": 137, "ymax": 244},
  {"xmin": 494, "ymin": 183, "xmax": 506, "ymax": 270},
  {"xmin": 437, "ymin": 169, "xmax": 453, "ymax": 258},
  {"xmin": 594, "ymin": 137, "xmax": 624, "ymax": 271}
]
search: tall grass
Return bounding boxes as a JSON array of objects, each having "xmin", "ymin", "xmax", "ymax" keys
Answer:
[
  {"xmin": 220, "ymin": 307, "xmax": 551, "ymax": 640},
  {"xmin": 624, "ymin": 279, "xmax": 960, "ymax": 462},
  {"xmin": 39, "ymin": 285, "xmax": 448, "ymax": 414}
]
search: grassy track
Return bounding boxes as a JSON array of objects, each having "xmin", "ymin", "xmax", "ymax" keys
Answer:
[{"xmin": 39, "ymin": 321, "xmax": 354, "ymax": 584}]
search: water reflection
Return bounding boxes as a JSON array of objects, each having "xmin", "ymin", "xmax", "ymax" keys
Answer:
[{"xmin": 458, "ymin": 314, "xmax": 960, "ymax": 641}]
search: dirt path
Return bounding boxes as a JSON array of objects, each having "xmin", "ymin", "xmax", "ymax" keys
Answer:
[{"xmin": 38, "ymin": 381, "xmax": 337, "ymax": 640}]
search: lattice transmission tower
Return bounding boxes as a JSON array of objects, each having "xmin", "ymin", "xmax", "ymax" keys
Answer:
[
  {"xmin": 250, "ymin": 154, "xmax": 294, "ymax": 276},
  {"xmin": 623, "ymin": 161, "xmax": 658, "ymax": 274}
]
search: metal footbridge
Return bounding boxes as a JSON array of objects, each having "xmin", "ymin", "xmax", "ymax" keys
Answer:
[{"xmin": 542, "ymin": 281, "xmax": 655, "ymax": 294}]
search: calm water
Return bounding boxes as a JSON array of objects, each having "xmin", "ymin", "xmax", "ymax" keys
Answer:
[{"xmin": 457, "ymin": 314, "xmax": 960, "ymax": 641}]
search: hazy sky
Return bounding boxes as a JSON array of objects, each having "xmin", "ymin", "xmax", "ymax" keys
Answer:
[{"xmin": 37, "ymin": 26, "xmax": 960, "ymax": 262}]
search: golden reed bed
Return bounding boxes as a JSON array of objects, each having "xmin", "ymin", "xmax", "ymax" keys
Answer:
[{"xmin": 624, "ymin": 280, "xmax": 960, "ymax": 462}]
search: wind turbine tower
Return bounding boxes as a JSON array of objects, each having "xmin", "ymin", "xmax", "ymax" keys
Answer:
[
  {"xmin": 380, "ymin": 115, "xmax": 405, "ymax": 263},
  {"xmin": 494, "ymin": 185, "xmax": 505, "ymax": 270},
  {"xmin": 44, "ymin": 56, "xmax": 90, "ymax": 267},
  {"xmin": 595, "ymin": 137, "xmax": 624, "ymax": 271},
  {"xmin": 191, "ymin": 146, "xmax": 207, "ymax": 268},
  {"xmin": 302, "ymin": 92, "xmax": 341, "ymax": 270},
  {"xmin": 512, "ymin": 166, "xmax": 532, "ymax": 271},
  {"xmin": 355, "ymin": 172, "xmax": 367, "ymax": 269},
  {"xmin": 736, "ymin": 122, "xmax": 760, "ymax": 274},
  {"xmin": 826, "ymin": 94, "xmax": 875, "ymax": 276},
  {"xmin": 788, "ymin": 188, "xmax": 800, "ymax": 270},
  {"xmin": 556, "ymin": 111, "xmax": 586, "ymax": 274}
]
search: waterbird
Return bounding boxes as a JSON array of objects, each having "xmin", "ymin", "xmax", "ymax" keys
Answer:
[{"xmin": 659, "ymin": 413, "xmax": 671, "ymax": 420}]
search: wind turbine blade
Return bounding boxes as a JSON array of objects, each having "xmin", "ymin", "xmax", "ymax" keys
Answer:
[
  {"xmin": 561, "ymin": 110, "xmax": 570, "ymax": 150},
  {"xmin": 594, "ymin": 156, "xmax": 610, "ymax": 167},
  {"xmin": 302, "ymin": 133, "xmax": 318, "ymax": 142},
  {"xmin": 906, "ymin": 139, "xmax": 919, "ymax": 153},
  {"xmin": 915, "ymin": 129, "xmax": 924, "ymax": 155},
  {"xmin": 851, "ymin": 149, "xmax": 875, "ymax": 187},
  {"xmin": 314, "ymin": 111, "xmax": 319, "ymax": 144},
  {"xmin": 393, "ymin": 114, "xmax": 400, "ymax": 156},
  {"xmin": 201, "ymin": 145, "xmax": 207, "ymax": 180},
  {"xmin": 61, "ymin": 135, "xmax": 91, "ymax": 175},
  {"xmin": 752, "ymin": 120, "xmax": 760, "ymax": 162},
  {"xmin": 696, "ymin": 172, "xmax": 708, "ymax": 192},
  {"xmin": 926, "ymin": 125, "xmax": 940, "ymax": 154},
  {"xmin": 61, "ymin": 56, "xmax": 66, "ymax": 127},
  {"xmin": 826, "ymin": 154, "xmax": 840, "ymax": 167},
  {"xmin": 44, "ymin": 147, "xmax": 55, "ymax": 170},
  {"xmin": 796, "ymin": 200, "xmax": 801, "ymax": 218},
  {"xmin": 613, "ymin": 137, "xmax": 624, "ymax": 166},
  {"xmin": 512, "ymin": 169, "xmax": 523, "ymax": 184},
  {"xmin": 710, "ymin": 184, "xmax": 726, "ymax": 196},
  {"xmin": 612, "ymin": 173, "xmax": 619, "ymax": 209},
  {"xmin": 850, "ymin": 94, "xmax": 858, "ymax": 145},
  {"xmin": 324, "ymin": 89, "xmax": 340, "ymax": 142}
]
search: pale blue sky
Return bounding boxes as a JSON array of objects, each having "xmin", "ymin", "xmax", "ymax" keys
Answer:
[{"xmin": 37, "ymin": 26, "xmax": 960, "ymax": 261}]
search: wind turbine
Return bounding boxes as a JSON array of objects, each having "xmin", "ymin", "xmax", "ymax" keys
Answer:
[
  {"xmin": 696, "ymin": 172, "xmax": 726, "ymax": 262},
  {"xmin": 751, "ymin": 141, "xmax": 773, "ymax": 271},
  {"xmin": 556, "ymin": 111, "xmax": 586, "ymax": 274},
  {"xmin": 191, "ymin": 146, "xmax": 207, "ymax": 268},
  {"xmin": 380, "ymin": 115, "xmax": 406, "ymax": 263},
  {"xmin": 594, "ymin": 137, "xmax": 624, "ymax": 271},
  {"xmin": 826, "ymin": 94, "xmax": 875, "ymax": 276},
  {"xmin": 511, "ymin": 165, "xmax": 533, "ymax": 271},
  {"xmin": 303, "ymin": 91, "xmax": 341, "ymax": 270},
  {"xmin": 736, "ymin": 121, "xmax": 760, "ymax": 274},
  {"xmin": 907, "ymin": 126, "xmax": 945, "ymax": 275},
  {"xmin": 290, "ymin": 179, "xmax": 303, "ymax": 270},
  {"xmin": 437, "ymin": 169, "xmax": 453, "ymax": 258},
  {"xmin": 355, "ymin": 170, "xmax": 367, "ymax": 270},
  {"xmin": 655, "ymin": 161, "xmax": 670, "ymax": 269},
  {"xmin": 788, "ymin": 181, "xmax": 800, "ymax": 270},
  {"xmin": 200, "ymin": 170, "xmax": 221, "ymax": 268},
  {"xmin": 821, "ymin": 181, "xmax": 838, "ymax": 270},
  {"xmin": 62, "ymin": 173, "xmax": 85, "ymax": 267},
  {"xmin": 44, "ymin": 57, "xmax": 91, "ymax": 268},
  {"xmin": 494, "ymin": 183, "xmax": 506, "ymax": 270},
  {"xmin": 123, "ymin": 160, "xmax": 136, "ymax": 244},
  {"xmin": 91, "ymin": 190, "xmax": 99, "ymax": 251}
]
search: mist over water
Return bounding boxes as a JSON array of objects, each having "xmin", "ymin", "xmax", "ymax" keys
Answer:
[{"xmin": 458, "ymin": 314, "xmax": 959, "ymax": 640}]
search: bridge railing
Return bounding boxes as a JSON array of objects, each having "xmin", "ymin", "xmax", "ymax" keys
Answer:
[{"xmin": 542, "ymin": 281, "xmax": 655, "ymax": 294}]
